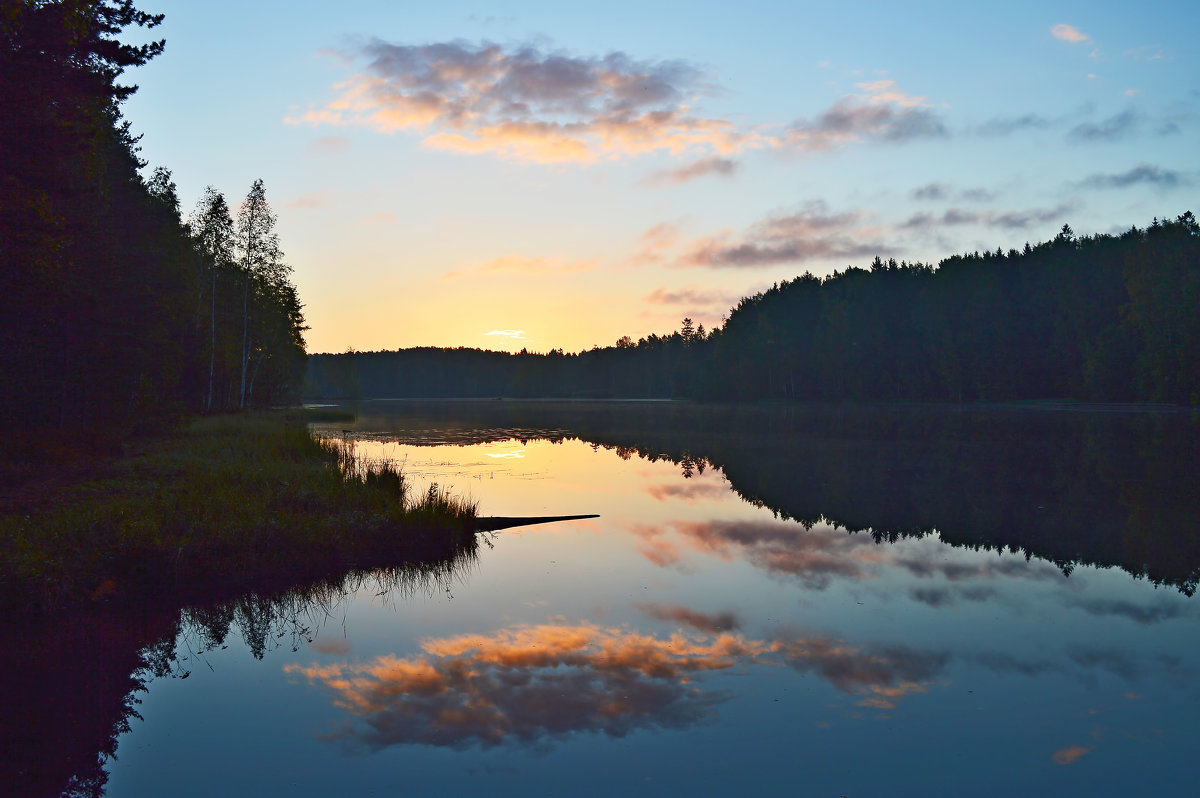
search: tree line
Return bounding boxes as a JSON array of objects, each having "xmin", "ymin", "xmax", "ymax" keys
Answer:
[
  {"xmin": 307, "ymin": 214, "xmax": 1199, "ymax": 404},
  {"xmin": 1, "ymin": 1, "xmax": 307, "ymax": 444}
]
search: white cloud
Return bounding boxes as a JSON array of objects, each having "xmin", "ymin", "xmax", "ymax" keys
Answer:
[{"xmin": 1051, "ymin": 24, "xmax": 1090, "ymax": 44}]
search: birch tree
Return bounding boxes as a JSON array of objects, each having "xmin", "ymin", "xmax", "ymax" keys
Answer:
[
  {"xmin": 235, "ymin": 179, "xmax": 285, "ymax": 408},
  {"xmin": 189, "ymin": 186, "xmax": 235, "ymax": 411}
]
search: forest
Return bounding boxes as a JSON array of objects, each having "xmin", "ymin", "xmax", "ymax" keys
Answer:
[
  {"xmin": 306, "ymin": 213, "xmax": 1200, "ymax": 404},
  {"xmin": 1, "ymin": 1, "xmax": 308, "ymax": 447},
  {"xmin": 4, "ymin": 1, "xmax": 1197, "ymax": 440}
]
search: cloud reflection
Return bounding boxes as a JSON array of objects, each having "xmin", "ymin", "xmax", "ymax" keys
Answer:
[
  {"xmin": 632, "ymin": 518, "xmax": 1070, "ymax": 596},
  {"xmin": 774, "ymin": 637, "xmax": 948, "ymax": 709},
  {"xmin": 637, "ymin": 602, "xmax": 741, "ymax": 633},
  {"xmin": 894, "ymin": 551, "xmax": 1063, "ymax": 583},
  {"xmin": 286, "ymin": 623, "xmax": 764, "ymax": 751},
  {"xmin": 1053, "ymin": 744, "xmax": 1092, "ymax": 765},
  {"xmin": 1064, "ymin": 596, "xmax": 1191, "ymax": 625},
  {"xmin": 309, "ymin": 637, "xmax": 351, "ymax": 655},
  {"xmin": 644, "ymin": 481, "xmax": 729, "ymax": 503},
  {"xmin": 287, "ymin": 620, "xmax": 952, "ymax": 751},
  {"xmin": 909, "ymin": 585, "xmax": 998, "ymax": 607},
  {"xmin": 633, "ymin": 519, "xmax": 882, "ymax": 588}
]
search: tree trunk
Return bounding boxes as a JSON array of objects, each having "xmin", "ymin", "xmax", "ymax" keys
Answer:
[
  {"xmin": 206, "ymin": 266, "xmax": 215, "ymax": 412},
  {"xmin": 239, "ymin": 269, "xmax": 249, "ymax": 409},
  {"xmin": 248, "ymin": 352, "xmax": 265, "ymax": 404}
]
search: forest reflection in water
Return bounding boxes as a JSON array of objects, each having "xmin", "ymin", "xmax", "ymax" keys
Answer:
[
  {"xmin": 6, "ymin": 559, "xmax": 479, "ymax": 798},
  {"xmin": 335, "ymin": 399, "xmax": 1200, "ymax": 593},
  {"xmin": 12, "ymin": 400, "xmax": 1200, "ymax": 797}
]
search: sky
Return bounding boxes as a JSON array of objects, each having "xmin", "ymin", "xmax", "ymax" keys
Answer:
[{"xmin": 120, "ymin": 0, "xmax": 1199, "ymax": 354}]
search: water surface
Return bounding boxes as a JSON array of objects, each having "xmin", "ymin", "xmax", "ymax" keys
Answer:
[{"xmin": 25, "ymin": 401, "xmax": 1200, "ymax": 796}]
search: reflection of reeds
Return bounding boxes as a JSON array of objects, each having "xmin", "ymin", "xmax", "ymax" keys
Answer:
[
  {"xmin": 0, "ymin": 411, "xmax": 478, "ymax": 610},
  {"xmin": 174, "ymin": 555, "xmax": 478, "ymax": 666}
]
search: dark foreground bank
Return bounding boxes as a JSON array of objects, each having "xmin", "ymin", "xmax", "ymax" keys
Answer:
[{"xmin": 0, "ymin": 411, "xmax": 478, "ymax": 611}]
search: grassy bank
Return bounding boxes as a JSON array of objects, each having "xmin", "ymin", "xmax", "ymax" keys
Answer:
[{"xmin": 0, "ymin": 411, "xmax": 477, "ymax": 610}]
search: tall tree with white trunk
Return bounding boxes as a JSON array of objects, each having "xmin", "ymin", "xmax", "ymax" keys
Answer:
[
  {"xmin": 189, "ymin": 186, "xmax": 235, "ymax": 411},
  {"xmin": 235, "ymin": 178, "xmax": 285, "ymax": 408}
]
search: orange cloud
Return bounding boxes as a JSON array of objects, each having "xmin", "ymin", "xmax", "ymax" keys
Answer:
[
  {"xmin": 287, "ymin": 40, "xmax": 757, "ymax": 164},
  {"xmin": 424, "ymin": 123, "xmax": 595, "ymax": 163},
  {"xmin": 289, "ymin": 41, "xmax": 948, "ymax": 166}
]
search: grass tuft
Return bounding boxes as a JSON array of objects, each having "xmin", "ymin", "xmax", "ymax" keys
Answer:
[{"xmin": 0, "ymin": 411, "xmax": 477, "ymax": 611}]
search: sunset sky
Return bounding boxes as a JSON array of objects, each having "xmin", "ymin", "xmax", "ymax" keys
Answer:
[{"xmin": 123, "ymin": 1, "xmax": 1198, "ymax": 354}]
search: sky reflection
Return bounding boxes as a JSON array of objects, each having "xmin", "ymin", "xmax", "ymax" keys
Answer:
[{"xmin": 102, "ymin": 415, "xmax": 1200, "ymax": 797}]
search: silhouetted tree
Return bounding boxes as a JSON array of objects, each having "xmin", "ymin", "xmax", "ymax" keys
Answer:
[
  {"xmin": 0, "ymin": 2, "xmax": 308, "ymax": 440},
  {"xmin": 303, "ymin": 214, "xmax": 1197, "ymax": 407},
  {"xmin": 189, "ymin": 187, "xmax": 235, "ymax": 410},
  {"xmin": 234, "ymin": 178, "xmax": 284, "ymax": 407}
]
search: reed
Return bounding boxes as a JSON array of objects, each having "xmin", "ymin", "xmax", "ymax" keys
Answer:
[{"xmin": 0, "ymin": 411, "xmax": 478, "ymax": 610}]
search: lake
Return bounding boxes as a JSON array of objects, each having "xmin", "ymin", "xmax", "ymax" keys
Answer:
[{"xmin": 11, "ymin": 400, "xmax": 1200, "ymax": 796}]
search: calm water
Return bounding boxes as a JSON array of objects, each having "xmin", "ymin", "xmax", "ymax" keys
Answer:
[{"xmin": 19, "ymin": 401, "xmax": 1200, "ymax": 796}]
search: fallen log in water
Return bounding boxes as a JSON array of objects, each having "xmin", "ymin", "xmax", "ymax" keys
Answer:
[{"xmin": 475, "ymin": 514, "xmax": 599, "ymax": 532}]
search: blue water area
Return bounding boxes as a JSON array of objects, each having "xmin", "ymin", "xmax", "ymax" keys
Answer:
[{"xmin": 23, "ymin": 401, "xmax": 1200, "ymax": 796}]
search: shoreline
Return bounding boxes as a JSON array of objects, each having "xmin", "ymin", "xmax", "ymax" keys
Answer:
[{"xmin": 0, "ymin": 411, "xmax": 478, "ymax": 612}]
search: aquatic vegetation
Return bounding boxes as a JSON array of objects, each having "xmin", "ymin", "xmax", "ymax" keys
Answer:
[{"xmin": 0, "ymin": 411, "xmax": 477, "ymax": 610}]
